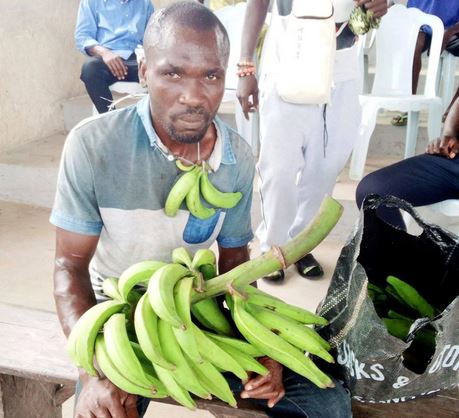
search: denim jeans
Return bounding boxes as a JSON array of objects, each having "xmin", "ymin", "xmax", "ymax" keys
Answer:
[{"xmin": 76, "ymin": 368, "xmax": 352, "ymax": 418}]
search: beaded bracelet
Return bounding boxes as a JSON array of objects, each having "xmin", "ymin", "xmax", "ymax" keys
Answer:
[{"xmin": 236, "ymin": 61, "xmax": 256, "ymax": 77}]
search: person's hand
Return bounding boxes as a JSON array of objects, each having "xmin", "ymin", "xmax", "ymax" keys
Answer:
[
  {"xmin": 426, "ymin": 136, "xmax": 459, "ymax": 159},
  {"xmin": 236, "ymin": 75, "xmax": 259, "ymax": 120},
  {"xmin": 101, "ymin": 50, "xmax": 128, "ymax": 80},
  {"xmin": 240, "ymin": 357, "xmax": 285, "ymax": 408},
  {"xmin": 355, "ymin": 0, "xmax": 388, "ymax": 18},
  {"xmin": 75, "ymin": 375, "xmax": 139, "ymax": 418}
]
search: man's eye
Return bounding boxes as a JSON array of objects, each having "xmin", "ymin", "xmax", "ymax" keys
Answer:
[
  {"xmin": 166, "ymin": 72, "xmax": 180, "ymax": 79},
  {"xmin": 206, "ymin": 74, "xmax": 218, "ymax": 81}
]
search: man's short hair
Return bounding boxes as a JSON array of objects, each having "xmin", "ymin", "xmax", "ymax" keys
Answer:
[{"xmin": 144, "ymin": 1, "xmax": 230, "ymax": 66}]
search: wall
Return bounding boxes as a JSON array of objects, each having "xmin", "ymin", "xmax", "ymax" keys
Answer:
[
  {"xmin": 0, "ymin": 0, "xmax": 173, "ymax": 154},
  {"xmin": 0, "ymin": 1, "xmax": 85, "ymax": 153}
]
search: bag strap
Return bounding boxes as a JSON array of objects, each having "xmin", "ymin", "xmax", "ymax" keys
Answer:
[{"xmin": 362, "ymin": 194, "xmax": 430, "ymax": 230}]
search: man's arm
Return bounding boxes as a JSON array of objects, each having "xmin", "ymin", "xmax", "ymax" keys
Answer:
[
  {"xmin": 74, "ymin": 0, "xmax": 128, "ymax": 79},
  {"xmin": 54, "ymin": 228, "xmax": 138, "ymax": 418},
  {"xmin": 426, "ymin": 97, "xmax": 459, "ymax": 158},
  {"xmin": 236, "ymin": 0, "xmax": 270, "ymax": 119}
]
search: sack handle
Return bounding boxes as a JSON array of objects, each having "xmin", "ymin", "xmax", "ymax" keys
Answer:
[
  {"xmin": 294, "ymin": 7, "xmax": 334, "ymax": 20},
  {"xmin": 362, "ymin": 194, "xmax": 430, "ymax": 230}
]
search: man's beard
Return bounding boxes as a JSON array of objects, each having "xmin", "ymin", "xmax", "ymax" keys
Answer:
[{"xmin": 166, "ymin": 108, "xmax": 213, "ymax": 144}]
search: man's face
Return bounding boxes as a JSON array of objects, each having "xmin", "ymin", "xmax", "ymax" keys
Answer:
[{"xmin": 142, "ymin": 26, "xmax": 227, "ymax": 144}]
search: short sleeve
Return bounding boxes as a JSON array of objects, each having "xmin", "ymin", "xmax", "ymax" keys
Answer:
[{"xmin": 50, "ymin": 129, "xmax": 103, "ymax": 235}]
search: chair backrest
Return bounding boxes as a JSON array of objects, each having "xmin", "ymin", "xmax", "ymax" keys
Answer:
[
  {"xmin": 214, "ymin": 3, "xmax": 247, "ymax": 92},
  {"xmin": 371, "ymin": 4, "xmax": 444, "ymax": 97}
]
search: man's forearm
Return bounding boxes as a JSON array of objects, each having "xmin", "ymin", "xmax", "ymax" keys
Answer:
[
  {"xmin": 87, "ymin": 45, "xmax": 112, "ymax": 58},
  {"xmin": 53, "ymin": 259, "xmax": 96, "ymax": 338},
  {"xmin": 240, "ymin": 0, "xmax": 270, "ymax": 61}
]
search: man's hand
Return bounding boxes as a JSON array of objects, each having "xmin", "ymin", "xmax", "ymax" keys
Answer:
[
  {"xmin": 356, "ymin": 0, "xmax": 388, "ymax": 18},
  {"xmin": 101, "ymin": 50, "xmax": 128, "ymax": 80},
  {"xmin": 75, "ymin": 375, "xmax": 138, "ymax": 418},
  {"xmin": 236, "ymin": 75, "xmax": 259, "ymax": 120},
  {"xmin": 240, "ymin": 357, "xmax": 285, "ymax": 408},
  {"xmin": 426, "ymin": 136, "xmax": 459, "ymax": 159}
]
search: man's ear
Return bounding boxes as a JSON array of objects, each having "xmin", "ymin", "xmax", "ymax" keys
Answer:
[{"xmin": 139, "ymin": 57, "xmax": 147, "ymax": 88}]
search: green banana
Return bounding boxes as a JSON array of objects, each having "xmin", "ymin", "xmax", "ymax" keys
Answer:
[
  {"xmin": 103, "ymin": 313, "xmax": 159, "ymax": 389},
  {"xmin": 157, "ymin": 319, "xmax": 211, "ymax": 399},
  {"xmin": 244, "ymin": 286, "xmax": 328, "ymax": 326},
  {"xmin": 190, "ymin": 248, "xmax": 217, "ymax": 271},
  {"xmin": 102, "ymin": 277, "xmax": 123, "ymax": 300},
  {"xmin": 199, "ymin": 263, "xmax": 217, "ymax": 280},
  {"xmin": 191, "ymin": 323, "xmax": 248, "ymax": 380},
  {"xmin": 94, "ymin": 335, "xmax": 159, "ymax": 398},
  {"xmin": 147, "ymin": 263, "xmax": 190, "ymax": 328},
  {"xmin": 171, "ymin": 247, "xmax": 193, "ymax": 269},
  {"xmin": 173, "ymin": 277, "xmax": 203, "ymax": 363},
  {"xmin": 175, "ymin": 159, "xmax": 195, "ymax": 172},
  {"xmin": 118, "ymin": 260, "xmax": 166, "ymax": 301},
  {"xmin": 165, "ymin": 166, "xmax": 201, "ymax": 217},
  {"xmin": 232, "ymin": 295, "xmax": 334, "ymax": 389},
  {"xmin": 211, "ymin": 338, "xmax": 269, "ymax": 376},
  {"xmin": 191, "ymin": 297, "xmax": 234, "ymax": 336},
  {"xmin": 386, "ymin": 276, "xmax": 436, "ymax": 319},
  {"xmin": 68, "ymin": 300, "xmax": 127, "ymax": 375},
  {"xmin": 153, "ymin": 363, "xmax": 196, "ymax": 410},
  {"xmin": 187, "ymin": 355, "xmax": 237, "ymax": 407},
  {"xmin": 185, "ymin": 171, "xmax": 216, "ymax": 219},
  {"xmin": 134, "ymin": 293, "xmax": 176, "ymax": 370},
  {"xmin": 383, "ymin": 318, "xmax": 413, "ymax": 340},
  {"xmin": 204, "ymin": 332, "xmax": 265, "ymax": 357},
  {"xmin": 200, "ymin": 169, "xmax": 242, "ymax": 209},
  {"xmin": 247, "ymin": 304, "xmax": 334, "ymax": 363}
]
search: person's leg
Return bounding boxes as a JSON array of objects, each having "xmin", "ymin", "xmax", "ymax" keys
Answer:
[
  {"xmin": 80, "ymin": 54, "xmax": 140, "ymax": 114},
  {"xmin": 356, "ymin": 153, "xmax": 459, "ymax": 228},
  {"xmin": 227, "ymin": 370, "xmax": 352, "ymax": 418},
  {"xmin": 256, "ymin": 79, "xmax": 313, "ymax": 254},
  {"xmin": 289, "ymin": 79, "xmax": 361, "ymax": 257},
  {"xmin": 443, "ymin": 35, "xmax": 459, "ymax": 119}
]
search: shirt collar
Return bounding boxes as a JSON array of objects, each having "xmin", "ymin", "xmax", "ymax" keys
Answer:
[{"xmin": 136, "ymin": 95, "xmax": 236, "ymax": 166}]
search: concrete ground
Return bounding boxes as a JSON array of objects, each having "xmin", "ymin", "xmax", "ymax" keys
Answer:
[{"xmin": 1, "ymin": 105, "xmax": 458, "ymax": 417}]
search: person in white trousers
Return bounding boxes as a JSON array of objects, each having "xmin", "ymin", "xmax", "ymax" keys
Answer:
[{"xmin": 237, "ymin": 0, "xmax": 388, "ymax": 282}]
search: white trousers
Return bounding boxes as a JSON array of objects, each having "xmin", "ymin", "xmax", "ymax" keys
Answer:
[{"xmin": 256, "ymin": 77, "xmax": 361, "ymax": 253}]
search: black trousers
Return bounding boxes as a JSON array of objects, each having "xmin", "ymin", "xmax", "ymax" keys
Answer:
[
  {"xmin": 80, "ymin": 53, "xmax": 140, "ymax": 113},
  {"xmin": 356, "ymin": 154, "xmax": 459, "ymax": 229}
]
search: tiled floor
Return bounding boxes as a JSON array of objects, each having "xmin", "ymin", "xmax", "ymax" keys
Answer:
[{"xmin": 1, "ymin": 116, "xmax": 457, "ymax": 417}]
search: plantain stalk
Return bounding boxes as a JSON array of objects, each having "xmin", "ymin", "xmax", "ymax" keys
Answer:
[{"xmin": 192, "ymin": 196, "xmax": 343, "ymax": 303}]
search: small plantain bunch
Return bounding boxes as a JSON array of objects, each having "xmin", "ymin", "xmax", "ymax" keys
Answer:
[
  {"xmin": 67, "ymin": 247, "xmax": 335, "ymax": 410},
  {"xmin": 164, "ymin": 160, "xmax": 242, "ymax": 220},
  {"xmin": 348, "ymin": 4, "xmax": 381, "ymax": 35},
  {"xmin": 368, "ymin": 275, "xmax": 439, "ymax": 373}
]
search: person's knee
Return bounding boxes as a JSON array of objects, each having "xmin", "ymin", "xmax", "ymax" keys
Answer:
[
  {"xmin": 356, "ymin": 172, "xmax": 383, "ymax": 209},
  {"xmin": 80, "ymin": 58, "xmax": 105, "ymax": 83}
]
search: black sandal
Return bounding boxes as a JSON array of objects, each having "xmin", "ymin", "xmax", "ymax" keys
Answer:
[
  {"xmin": 262, "ymin": 269, "xmax": 285, "ymax": 283},
  {"xmin": 295, "ymin": 254, "xmax": 324, "ymax": 279}
]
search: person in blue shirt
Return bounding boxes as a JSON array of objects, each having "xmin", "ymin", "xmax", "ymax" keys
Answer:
[
  {"xmin": 392, "ymin": 0, "xmax": 459, "ymax": 126},
  {"xmin": 75, "ymin": 0, "xmax": 154, "ymax": 113}
]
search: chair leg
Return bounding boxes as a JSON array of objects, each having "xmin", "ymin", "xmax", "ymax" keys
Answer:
[
  {"xmin": 349, "ymin": 102, "xmax": 379, "ymax": 181},
  {"xmin": 441, "ymin": 54, "xmax": 457, "ymax": 112},
  {"xmin": 404, "ymin": 111, "xmax": 420, "ymax": 158},
  {"xmin": 427, "ymin": 100, "xmax": 443, "ymax": 141}
]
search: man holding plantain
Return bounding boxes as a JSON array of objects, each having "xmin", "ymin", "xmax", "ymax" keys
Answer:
[{"xmin": 51, "ymin": 2, "xmax": 351, "ymax": 417}]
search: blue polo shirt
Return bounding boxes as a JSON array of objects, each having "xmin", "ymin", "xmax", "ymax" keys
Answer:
[
  {"xmin": 407, "ymin": 0, "xmax": 459, "ymax": 35},
  {"xmin": 50, "ymin": 96, "xmax": 255, "ymax": 298}
]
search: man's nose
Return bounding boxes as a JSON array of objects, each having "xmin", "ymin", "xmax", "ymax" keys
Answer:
[{"xmin": 179, "ymin": 79, "xmax": 205, "ymax": 107}]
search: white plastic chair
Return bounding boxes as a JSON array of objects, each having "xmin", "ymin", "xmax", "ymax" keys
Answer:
[
  {"xmin": 437, "ymin": 51, "xmax": 458, "ymax": 112},
  {"xmin": 214, "ymin": 3, "xmax": 260, "ymax": 156},
  {"xmin": 349, "ymin": 4, "xmax": 444, "ymax": 181}
]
